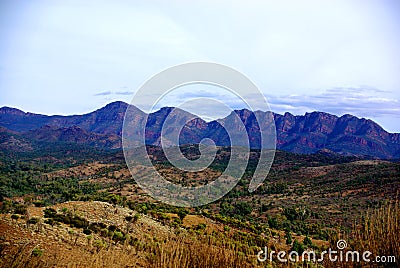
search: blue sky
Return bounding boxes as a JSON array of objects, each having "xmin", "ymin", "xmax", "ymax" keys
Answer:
[{"xmin": 1, "ymin": 0, "xmax": 399, "ymax": 132}]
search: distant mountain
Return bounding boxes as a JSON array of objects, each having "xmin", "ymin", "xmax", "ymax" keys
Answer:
[
  {"xmin": 0, "ymin": 101, "xmax": 130, "ymax": 135},
  {"xmin": 1, "ymin": 101, "xmax": 399, "ymax": 159}
]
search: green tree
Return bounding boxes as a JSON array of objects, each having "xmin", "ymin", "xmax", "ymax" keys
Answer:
[
  {"xmin": 177, "ymin": 209, "xmax": 188, "ymax": 221},
  {"xmin": 234, "ymin": 202, "xmax": 252, "ymax": 217},
  {"xmin": 303, "ymin": 236, "xmax": 313, "ymax": 247},
  {"xmin": 291, "ymin": 239, "xmax": 305, "ymax": 255},
  {"xmin": 285, "ymin": 229, "xmax": 293, "ymax": 245}
]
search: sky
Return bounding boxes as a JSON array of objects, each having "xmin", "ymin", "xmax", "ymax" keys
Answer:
[{"xmin": 0, "ymin": 0, "xmax": 399, "ymax": 132}]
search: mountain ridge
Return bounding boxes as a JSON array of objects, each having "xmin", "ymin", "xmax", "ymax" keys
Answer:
[{"xmin": 1, "ymin": 101, "xmax": 399, "ymax": 159}]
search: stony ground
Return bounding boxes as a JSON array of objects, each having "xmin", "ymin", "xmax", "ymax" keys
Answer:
[{"xmin": 0, "ymin": 201, "xmax": 174, "ymax": 267}]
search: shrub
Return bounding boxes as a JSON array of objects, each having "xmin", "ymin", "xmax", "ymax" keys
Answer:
[
  {"xmin": 14, "ymin": 204, "xmax": 27, "ymax": 215},
  {"xmin": 267, "ymin": 217, "xmax": 279, "ymax": 229},
  {"xmin": 89, "ymin": 222, "xmax": 105, "ymax": 233},
  {"xmin": 43, "ymin": 208, "xmax": 57, "ymax": 218},
  {"xmin": 108, "ymin": 225, "xmax": 117, "ymax": 232},
  {"xmin": 33, "ymin": 200, "xmax": 45, "ymax": 207},
  {"xmin": 113, "ymin": 231, "xmax": 124, "ymax": 242},
  {"xmin": 303, "ymin": 236, "xmax": 313, "ymax": 247},
  {"xmin": 27, "ymin": 217, "xmax": 40, "ymax": 224},
  {"xmin": 53, "ymin": 214, "xmax": 71, "ymax": 224},
  {"xmin": 100, "ymin": 228, "xmax": 108, "ymax": 237},
  {"xmin": 234, "ymin": 202, "xmax": 252, "ymax": 217},
  {"xmin": 195, "ymin": 223, "xmax": 207, "ymax": 231},
  {"xmin": 44, "ymin": 218, "xmax": 54, "ymax": 226},
  {"xmin": 177, "ymin": 209, "xmax": 189, "ymax": 221},
  {"xmin": 32, "ymin": 247, "xmax": 43, "ymax": 257},
  {"xmin": 291, "ymin": 239, "xmax": 305, "ymax": 254},
  {"xmin": 285, "ymin": 230, "xmax": 292, "ymax": 245},
  {"xmin": 83, "ymin": 229, "xmax": 92, "ymax": 235},
  {"xmin": 70, "ymin": 216, "xmax": 88, "ymax": 228},
  {"xmin": 93, "ymin": 240, "xmax": 106, "ymax": 252}
]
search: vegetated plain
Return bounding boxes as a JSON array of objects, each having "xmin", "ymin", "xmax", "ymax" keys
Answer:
[{"xmin": 0, "ymin": 143, "xmax": 399, "ymax": 267}]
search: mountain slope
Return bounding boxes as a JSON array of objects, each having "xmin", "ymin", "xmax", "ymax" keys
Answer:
[
  {"xmin": 0, "ymin": 101, "xmax": 130, "ymax": 135},
  {"xmin": 24, "ymin": 125, "xmax": 121, "ymax": 149},
  {"xmin": 1, "ymin": 102, "xmax": 399, "ymax": 158}
]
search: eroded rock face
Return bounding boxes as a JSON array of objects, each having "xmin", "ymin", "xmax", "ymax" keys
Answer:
[{"xmin": 1, "ymin": 102, "xmax": 399, "ymax": 158}]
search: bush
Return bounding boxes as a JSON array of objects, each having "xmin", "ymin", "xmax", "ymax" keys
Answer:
[
  {"xmin": 53, "ymin": 214, "xmax": 71, "ymax": 224},
  {"xmin": 108, "ymin": 225, "xmax": 117, "ymax": 232},
  {"xmin": 44, "ymin": 218, "xmax": 55, "ymax": 226},
  {"xmin": 234, "ymin": 202, "xmax": 252, "ymax": 217},
  {"xmin": 285, "ymin": 230, "xmax": 292, "ymax": 245},
  {"xmin": 194, "ymin": 223, "xmax": 207, "ymax": 231},
  {"xmin": 303, "ymin": 236, "xmax": 313, "ymax": 247},
  {"xmin": 14, "ymin": 204, "xmax": 27, "ymax": 215},
  {"xmin": 177, "ymin": 209, "xmax": 189, "ymax": 221},
  {"xmin": 291, "ymin": 239, "xmax": 305, "ymax": 254},
  {"xmin": 43, "ymin": 208, "xmax": 57, "ymax": 218},
  {"xmin": 89, "ymin": 223, "xmax": 102, "ymax": 233},
  {"xmin": 70, "ymin": 216, "xmax": 89, "ymax": 228},
  {"xmin": 27, "ymin": 217, "xmax": 40, "ymax": 224},
  {"xmin": 93, "ymin": 240, "xmax": 106, "ymax": 251},
  {"xmin": 33, "ymin": 200, "xmax": 46, "ymax": 207},
  {"xmin": 113, "ymin": 231, "xmax": 124, "ymax": 241},
  {"xmin": 100, "ymin": 228, "xmax": 108, "ymax": 237},
  {"xmin": 32, "ymin": 247, "xmax": 43, "ymax": 257},
  {"xmin": 83, "ymin": 229, "xmax": 92, "ymax": 235}
]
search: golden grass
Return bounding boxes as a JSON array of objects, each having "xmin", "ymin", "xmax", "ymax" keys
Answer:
[
  {"xmin": 1, "ymin": 233, "xmax": 261, "ymax": 268},
  {"xmin": 352, "ymin": 201, "xmax": 399, "ymax": 259},
  {"xmin": 324, "ymin": 200, "xmax": 399, "ymax": 267}
]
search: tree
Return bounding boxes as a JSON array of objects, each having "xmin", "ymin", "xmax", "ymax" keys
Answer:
[
  {"xmin": 177, "ymin": 209, "xmax": 188, "ymax": 221},
  {"xmin": 285, "ymin": 229, "xmax": 292, "ymax": 245},
  {"xmin": 291, "ymin": 239, "xmax": 305, "ymax": 254},
  {"xmin": 303, "ymin": 236, "xmax": 313, "ymax": 247},
  {"xmin": 234, "ymin": 202, "xmax": 252, "ymax": 217}
]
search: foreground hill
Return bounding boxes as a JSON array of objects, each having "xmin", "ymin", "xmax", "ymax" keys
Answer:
[
  {"xmin": 1, "ymin": 101, "xmax": 399, "ymax": 158},
  {"xmin": 0, "ymin": 144, "xmax": 399, "ymax": 267}
]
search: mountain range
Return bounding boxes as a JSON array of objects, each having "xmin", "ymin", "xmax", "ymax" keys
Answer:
[{"xmin": 1, "ymin": 101, "xmax": 399, "ymax": 159}]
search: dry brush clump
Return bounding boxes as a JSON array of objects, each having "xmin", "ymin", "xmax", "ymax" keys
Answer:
[
  {"xmin": 324, "ymin": 200, "xmax": 399, "ymax": 268},
  {"xmin": 352, "ymin": 201, "xmax": 399, "ymax": 259},
  {"xmin": 147, "ymin": 235, "xmax": 259, "ymax": 268}
]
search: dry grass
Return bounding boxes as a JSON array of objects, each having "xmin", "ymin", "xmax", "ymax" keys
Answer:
[
  {"xmin": 325, "ymin": 200, "xmax": 399, "ymax": 267},
  {"xmin": 1, "ymin": 234, "xmax": 260, "ymax": 268},
  {"xmin": 148, "ymin": 236, "xmax": 257, "ymax": 268},
  {"xmin": 352, "ymin": 201, "xmax": 399, "ymax": 259}
]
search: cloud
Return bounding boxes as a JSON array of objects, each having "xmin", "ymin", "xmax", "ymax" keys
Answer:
[
  {"xmin": 266, "ymin": 86, "xmax": 400, "ymax": 118},
  {"xmin": 94, "ymin": 90, "xmax": 134, "ymax": 96},
  {"xmin": 94, "ymin": 91, "xmax": 112, "ymax": 96},
  {"xmin": 115, "ymin": 91, "xmax": 134, "ymax": 95}
]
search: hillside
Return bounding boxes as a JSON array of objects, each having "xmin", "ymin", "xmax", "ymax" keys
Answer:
[{"xmin": 0, "ymin": 144, "xmax": 399, "ymax": 267}]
